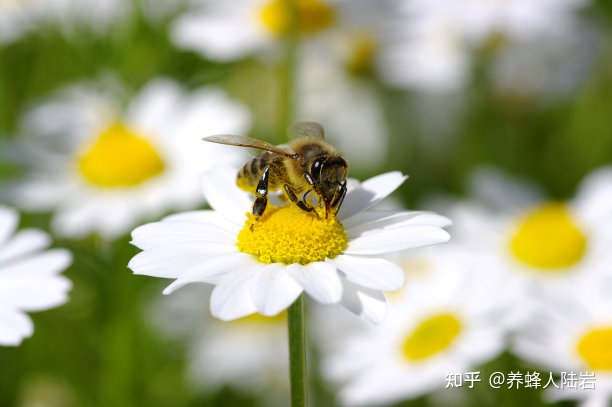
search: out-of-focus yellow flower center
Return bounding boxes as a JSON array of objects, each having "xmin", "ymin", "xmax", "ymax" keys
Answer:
[
  {"xmin": 258, "ymin": 0, "xmax": 335, "ymax": 37},
  {"xmin": 236, "ymin": 205, "xmax": 347, "ymax": 265},
  {"xmin": 577, "ymin": 326, "xmax": 612, "ymax": 371},
  {"xmin": 346, "ymin": 35, "xmax": 377, "ymax": 76},
  {"xmin": 77, "ymin": 123, "xmax": 165, "ymax": 188},
  {"xmin": 234, "ymin": 312, "xmax": 286, "ymax": 326},
  {"xmin": 509, "ymin": 203, "xmax": 587, "ymax": 271},
  {"xmin": 401, "ymin": 312, "xmax": 462, "ymax": 362}
]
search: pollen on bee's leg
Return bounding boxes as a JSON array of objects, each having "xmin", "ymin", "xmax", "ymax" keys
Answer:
[{"xmin": 236, "ymin": 204, "xmax": 348, "ymax": 265}]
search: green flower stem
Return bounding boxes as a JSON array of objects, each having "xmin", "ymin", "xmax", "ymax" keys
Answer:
[
  {"xmin": 288, "ymin": 295, "xmax": 308, "ymax": 407},
  {"xmin": 279, "ymin": 2, "xmax": 307, "ymax": 405},
  {"xmin": 277, "ymin": 0, "xmax": 299, "ymax": 141},
  {"xmin": 98, "ymin": 239, "xmax": 136, "ymax": 407}
]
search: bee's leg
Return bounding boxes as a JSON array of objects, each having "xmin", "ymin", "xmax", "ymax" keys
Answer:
[
  {"xmin": 283, "ymin": 184, "xmax": 314, "ymax": 213},
  {"xmin": 253, "ymin": 166, "xmax": 270, "ymax": 217}
]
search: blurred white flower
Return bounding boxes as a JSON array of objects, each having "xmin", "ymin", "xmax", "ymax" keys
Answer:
[
  {"xmin": 129, "ymin": 167, "xmax": 450, "ymax": 323},
  {"xmin": 379, "ymin": 0, "xmax": 590, "ymax": 93},
  {"xmin": 11, "ymin": 79, "xmax": 251, "ymax": 239},
  {"xmin": 150, "ymin": 285, "xmax": 288, "ymax": 395},
  {"xmin": 492, "ymin": 23, "xmax": 599, "ymax": 101},
  {"xmin": 0, "ymin": 206, "xmax": 72, "ymax": 346},
  {"xmin": 0, "ymin": 1, "xmax": 35, "ymax": 43},
  {"xmin": 449, "ymin": 167, "xmax": 612, "ymax": 312},
  {"xmin": 173, "ymin": 0, "xmax": 391, "ymax": 171},
  {"xmin": 326, "ymin": 245, "xmax": 516, "ymax": 405},
  {"xmin": 407, "ymin": 0, "xmax": 588, "ymax": 45},
  {"xmin": 190, "ymin": 313, "xmax": 288, "ymax": 392},
  {"xmin": 514, "ymin": 278, "xmax": 612, "ymax": 407},
  {"xmin": 454, "ymin": 0, "xmax": 588, "ymax": 44},
  {"xmin": 291, "ymin": 0, "xmax": 392, "ymax": 171},
  {"xmin": 171, "ymin": 0, "xmax": 341, "ymax": 61},
  {"xmin": 0, "ymin": 0, "xmax": 128, "ymax": 43},
  {"xmin": 379, "ymin": 11, "xmax": 469, "ymax": 92},
  {"xmin": 297, "ymin": 43, "xmax": 388, "ymax": 171}
]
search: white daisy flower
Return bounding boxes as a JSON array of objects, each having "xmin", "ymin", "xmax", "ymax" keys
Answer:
[
  {"xmin": 449, "ymin": 166, "xmax": 612, "ymax": 296},
  {"xmin": 325, "ymin": 245, "xmax": 517, "ymax": 406},
  {"xmin": 0, "ymin": 206, "xmax": 72, "ymax": 346},
  {"xmin": 171, "ymin": 0, "xmax": 341, "ymax": 61},
  {"xmin": 129, "ymin": 166, "xmax": 451, "ymax": 322},
  {"xmin": 514, "ymin": 279, "xmax": 612, "ymax": 407},
  {"xmin": 10, "ymin": 79, "xmax": 251, "ymax": 239}
]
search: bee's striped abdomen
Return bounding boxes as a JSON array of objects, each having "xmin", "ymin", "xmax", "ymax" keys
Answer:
[
  {"xmin": 236, "ymin": 152, "xmax": 288, "ymax": 194},
  {"xmin": 236, "ymin": 154, "xmax": 270, "ymax": 192}
]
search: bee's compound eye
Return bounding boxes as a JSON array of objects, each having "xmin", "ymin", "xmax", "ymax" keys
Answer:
[{"xmin": 310, "ymin": 157, "xmax": 325, "ymax": 181}]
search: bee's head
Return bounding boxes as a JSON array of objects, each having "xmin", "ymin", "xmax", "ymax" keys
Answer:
[{"xmin": 309, "ymin": 155, "xmax": 348, "ymax": 217}]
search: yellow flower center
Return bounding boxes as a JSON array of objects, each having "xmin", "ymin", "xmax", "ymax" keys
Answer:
[
  {"xmin": 577, "ymin": 326, "xmax": 612, "ymax": 371},
  {"xmin": 77, "ymin": 123, "xmax": 165, "ymax": 188},
  {"xmin": 509, "ymin": 203, "xmax": 588, "ymax": 271},
  {"xmin": 258, "ymin": 0, "xmax": 335, "ymax": 37},
  {"xmin": 346, "ymin": 35, "xmax": 377, "ymax": 76},
  {"xmin": 401, "ymin": 312, "xmax": 463, "ymax": 362},
  {"xmin": 236, "ymin": 205, "xmax": 347, "ymax": 265}
]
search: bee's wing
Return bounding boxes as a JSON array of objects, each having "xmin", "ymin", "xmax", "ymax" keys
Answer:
[
  {"xmin": 291, "ymin": 121, "xmax": 325, "ymax": 139},
  {"xmin": 203, "ymin": 135, "xmax": 297, "ymax": 157}
]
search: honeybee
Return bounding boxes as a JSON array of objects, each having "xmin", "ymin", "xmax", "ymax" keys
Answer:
[{"xmin": 203, "ymin": 122, "xmax": 348, "ymax": 218}]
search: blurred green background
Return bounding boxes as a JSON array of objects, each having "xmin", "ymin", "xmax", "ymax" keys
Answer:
[{"xmin": 1, "ymin": 0, "xmax": 612, "ymax": 406}]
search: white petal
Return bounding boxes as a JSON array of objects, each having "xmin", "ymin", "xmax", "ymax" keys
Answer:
[
  {"xmin": 210, "ymin": 270, "xmax": 258, "ymax": 321},
  {"xmin": 1, "ymin": 249, "xmax": 72, "ymax": 279},
  {"xmin": 0, "ymin": 308, "xmax": 33, "ymax": 346},
  {"xmin": 338, "ymin": 172, "xmax": 408, "ymax": 220},
  {"xmin": 129, "ymin": 249, "xmax": 230, "ymax": 279},
  {"xmin": 333, "ymin": 255, "xmax": 405, "ymax": 291},
  {"xmin": 131, "ymin": 220, "xmax": 235, "ymax": 251},
  {"xmin": 0, "ymin": 276, "xmax": 71, "ymax": 312},
  {"xmin": 0, "ymin": 229, "xmax": 50, "ymax": 264},
  {"xmin": 127, "ymin": 79, "xmax": 182, "ymax": 134},
  {"xmin": 8, "ymin": 178, "xmax": 75, "ymax": 211},
  {"xmin": 174, "ymin": 87, "xmax": 251, "ymax": 147},
  {"xmin": 288, "ymin": 262, "xmax": 342, "ymax": 304},
  {"xmin": 345, "ymin": 210, "xmax": 452, "ymax": 238},
  {"xmin": 163, "ymin": 210, "xmax": 240, "ymax": 234},
  {"xmin": 51, "ymin": 200, "xmax": 106, "ymax": 239},
  {"xmin": 345, "ymin": 225, "xmax": 450, "ymax": 255},
  {"xmin": 0, "ymin": 206, "xmax": 18, "ymax": 246},
  {"xmin": 162, "ymin": 253, "xmax": 254, "ymax": 295},
  {"xmin": 340, "ymin": 279, "xmax": 388, "ymax": 324},
  {"xmin": 201, "ymin": 167, "xmax": 251, "ymax": 222},
  {"xmin": 574, "ymin": 166, "xmax": 612, "ymax": 223},
  {"xmin": 171, "ymin": 12, "xmax": 265, "ymax": 61},
  {"xmin": 249, "ymin": 265, "xmax": 303, "ymax": 315}
]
